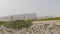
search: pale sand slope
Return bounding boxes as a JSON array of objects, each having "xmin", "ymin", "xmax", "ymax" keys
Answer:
[{"xmin": 0, "ymin": 20, "xmax": 60, "ymax": 34}]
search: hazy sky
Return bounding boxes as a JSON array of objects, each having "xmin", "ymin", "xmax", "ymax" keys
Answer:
[{"xmin": 0, "ymin": 0, "xmax": 60, "ymax": 17}]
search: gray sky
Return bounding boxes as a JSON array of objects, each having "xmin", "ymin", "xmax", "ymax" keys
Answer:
[{"xmin": 0, "ymin": 0, "xmax": 60, "ymax": 17}]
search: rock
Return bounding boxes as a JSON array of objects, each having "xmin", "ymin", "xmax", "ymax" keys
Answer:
[{"xmin": 0, "ymin": 20, "xmax": 60, "ymax": 34}]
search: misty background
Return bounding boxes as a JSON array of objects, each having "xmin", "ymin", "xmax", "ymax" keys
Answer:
[{"xmin": 0, "ymin": 0, "xmax": 60, "ymax": 17}]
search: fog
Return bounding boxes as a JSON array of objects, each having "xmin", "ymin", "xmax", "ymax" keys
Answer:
[{"xmin": 0, "ymin": 0, "xmax": 60, "ymax": 17}]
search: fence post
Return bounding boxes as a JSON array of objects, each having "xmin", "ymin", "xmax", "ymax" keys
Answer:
[
  {"xmin": 11, "ymin": 16, "xmax": 13, "ymax": 22},
  {"xmin": 24, "ymin": 14, "xmax": 25, "ymax": 20}
]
